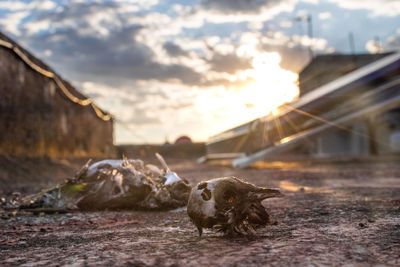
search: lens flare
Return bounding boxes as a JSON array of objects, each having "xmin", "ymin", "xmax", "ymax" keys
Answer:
[
  {"xmin": 242, "ymin": 52, "xmax": 299, "ymax": 117},
  {"xmin": 194, "ymin": 52, "xmax": 299, "ymax": 139}
]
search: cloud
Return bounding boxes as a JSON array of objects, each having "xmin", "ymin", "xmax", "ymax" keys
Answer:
[
  {"xmin": 385, "ymin": 27, "xmax": 400, "ymax": 51},
  {"xmin": 0, "ymin": 0, "xmax": 56, "ymax": 12},
  {"xmin": 5, "ymin": 0, "xmax": 395, "ymax": 144},
  {"xmin": 5, "ymin": 0, "xmax": 306, "ymax": 88},
  {"xmin": 279, "ymin": 20, "xmax": 293, "ymax": 28},
  {"xmin": 232, "ymin": 30, "xmax": 328, "ymax": 73},
  {"xmin": 264, "ymin": 44, "xmax": 310, "ymax": 73},
  {"xmin": 19, "ymin": 8, "xmax": 205, "ymax": 87},
  {"xmin": 0, "ymin": 0, "xmax": 56, "ymax": 36},
  {"xmin": 195, "ymin": 1, "xmax": 295, "ymax": 24},
  {"xmin": 125, "ymin": 109, "xmax": 162, "ymax": 125},
  {"xmin": 114, "ymin": 0, "xmax": 159, "ymax": 10},
  {"xmin": 0, "ymin": 1, "xmax": 28, "ymax": 11},
  {"xmin": 366, "ymin": 27, "xmax": 400, "ymax": 53},
  {"xmin": 0, "ymin": 11, "xmax": 29, "ymax": 36},
  {"xmin": 327, "ymin": 0, "xmax": 400, "ymax": 17},
  {"xmin": 162, "ymin": 42, "xmax": 189, "ymax": 57},
  {"xmin": 247, "ymin": 21, "xmax": 264, "ymax": 31},
  {"xmin": 23, "ymin": 19, "xmax": 51, "ymax": 35},
  {"xmin": 318, "ymin": 12, "xmax": 331, "ymax": 20},
  {"xmin": 207, "ymin": 52, "xmax": 252, "ymax": 74},
  {"xmin": 365, "ymin": 39, "xmax": 382, "ymax": 53},
  {"xmin": 201, "ymin": 0, "xmax": 286, "ymax": 15},
  {"xmin": 33, "ymin": 0, "xmax": 322, "ymax": 88}
]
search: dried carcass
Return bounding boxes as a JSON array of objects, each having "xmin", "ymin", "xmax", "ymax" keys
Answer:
[
  {"xmin": 19, "ymin": 154, "xmax": 191, "ymax": 211},
  {"xmin": 187, "ymin": 177, "xmax": 282, "ymax": 236}
]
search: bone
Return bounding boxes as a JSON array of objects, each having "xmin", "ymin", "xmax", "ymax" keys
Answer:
[
  {"xmin": 187, "ymin": 176, "xmax": 283, "ymax": 236},
  {"xmin": 16, "ymin": 155, "xmax": 191, "ymax": 212},
  {"xmin": 156, "ymin": 153, "xmax": 170, "ymax": 172}
]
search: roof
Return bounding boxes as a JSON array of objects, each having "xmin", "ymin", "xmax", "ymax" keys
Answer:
[{"xmin": 299, "ymin": 53, "xmax": 393, "ymax": 96}]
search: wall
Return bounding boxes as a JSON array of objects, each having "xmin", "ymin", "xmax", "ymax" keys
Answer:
[
  {"xmin": 297, "ymin": 53, "xmax": 400, "ymax": 157},
  {"xmin": 117, "ymin": 143, "xmax": 206, "ymax": 159},
  {"xmin": 309, "ymin": 112, "xmax": 400, "ymax": 157},
  {"xmin": 0, "ymin": 33, "xmax": 114, "ymax": 158}
]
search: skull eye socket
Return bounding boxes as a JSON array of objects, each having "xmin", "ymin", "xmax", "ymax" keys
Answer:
[
  {"xmin": 223, "ymin": 189, "xmax": 236, "ymax": 203},
  {"xmin": 201, "ymin": 188, "xmax": 212, "ymax": 201},
  {"xmin": 197, "ymin": 182, "xmax": 207, "ymax": 190}
]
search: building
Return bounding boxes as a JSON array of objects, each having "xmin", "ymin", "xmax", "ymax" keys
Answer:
[
  {"xmin": 0, "ymin": 32, "xmax": 114, "ymax": 158},
  {"xmin": 204, "ymin": 52, "xmax": 400, "ymax": 167},
  {"xmin": 298, "ymin": 53, "xmax": 400, "ymax": 157},
  {"xmin": 299, "ymin": 53, "xmax": 392, "ymax": 96}
]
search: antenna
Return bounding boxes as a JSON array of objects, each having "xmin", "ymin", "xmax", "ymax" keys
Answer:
[
  {"xmin": 374, "ymin": 36, "xmax": 382, "ymax": 53},
  {"xmin": 348, "ymin": 32, "xmax": 356, "ymax": 55}
]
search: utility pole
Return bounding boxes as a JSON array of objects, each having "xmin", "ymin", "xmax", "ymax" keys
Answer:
[
  {"xmin": 348, "ymin": 32, "xmax": 356, "ymax": 55},
  {"xmin": 296, "ymin": 14, "xmax": 314, "ymax": 59},
  {"xmin": 307, "ymin": 15, "xmax": 313, "ymax": 59}
]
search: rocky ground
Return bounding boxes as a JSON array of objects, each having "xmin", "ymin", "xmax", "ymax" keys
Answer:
[{"xmin": 0, "ymin": 156, "xmax": 399, "ymax": 266}]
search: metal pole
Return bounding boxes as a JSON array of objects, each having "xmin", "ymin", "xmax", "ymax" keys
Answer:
[
  {"xmin": 307, "ymin": 15, "xmax": 313, "ymax": 59},
  {"xmin": 349, "ymin": 32, "xmax": 356, "ymax": 55},
  {"xmin": 295, "ymin": 14, "xmax": 313, "ymax": 59}
]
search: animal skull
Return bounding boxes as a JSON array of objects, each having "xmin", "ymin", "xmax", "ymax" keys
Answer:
[{"xmin": 187, "ymin": 177, "xmax": 282, "ymax": 236}]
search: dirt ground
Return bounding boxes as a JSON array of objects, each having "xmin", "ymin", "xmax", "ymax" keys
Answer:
[{"xmin": 1, "ymin": 156, "xmax": 400, "ymax": 266}]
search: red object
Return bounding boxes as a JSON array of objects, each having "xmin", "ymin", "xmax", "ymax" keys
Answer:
[{"xmin": 174, "ymin": 136, "xmax": 192, "ymax": 144}]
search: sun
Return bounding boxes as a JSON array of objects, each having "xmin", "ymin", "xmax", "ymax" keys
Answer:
[
  {"xmin": 241, "ymin": 52, "xmax": 299, "ymax": 118},
  {"xmin": 194, "ymin": 52, "xmax": 299, "ymax": 140}
]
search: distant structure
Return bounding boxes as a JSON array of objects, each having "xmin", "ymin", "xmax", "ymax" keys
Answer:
[
  {"xmin": 204, "ymin": 52, "xmax": 400, "ymax": 167},
  {"xmin": 174, "ymin": 136, "xmax": 192, "ymax": 144},
  {"xmin": 299, "ymin": 53, "xmax": 391, "ymax": 96},
  {"xmin": 0, "ymin": 32, "xmax": 114, "ymax": 158},
  {"xmin": 297, "ymin": 53, "xmax": 400, "ymax": 157}
]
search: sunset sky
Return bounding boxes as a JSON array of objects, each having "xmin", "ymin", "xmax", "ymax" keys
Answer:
[{"xmin": 0, "ymin": 0, "xmax": 399, "ymax": 144}]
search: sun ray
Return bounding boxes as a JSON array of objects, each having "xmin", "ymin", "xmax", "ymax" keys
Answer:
[
  {"xmin": 273, "ymin": 113, "xmax": 284, "ymax": 141},
  {"xmin": 283, "ymin": 103, "xmax": 392, "ymax": 150}
]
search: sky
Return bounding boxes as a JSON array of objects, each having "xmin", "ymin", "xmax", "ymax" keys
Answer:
[{"xmin": 0, "ymin": 0, "xmax": 399, "ymax": 144}]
